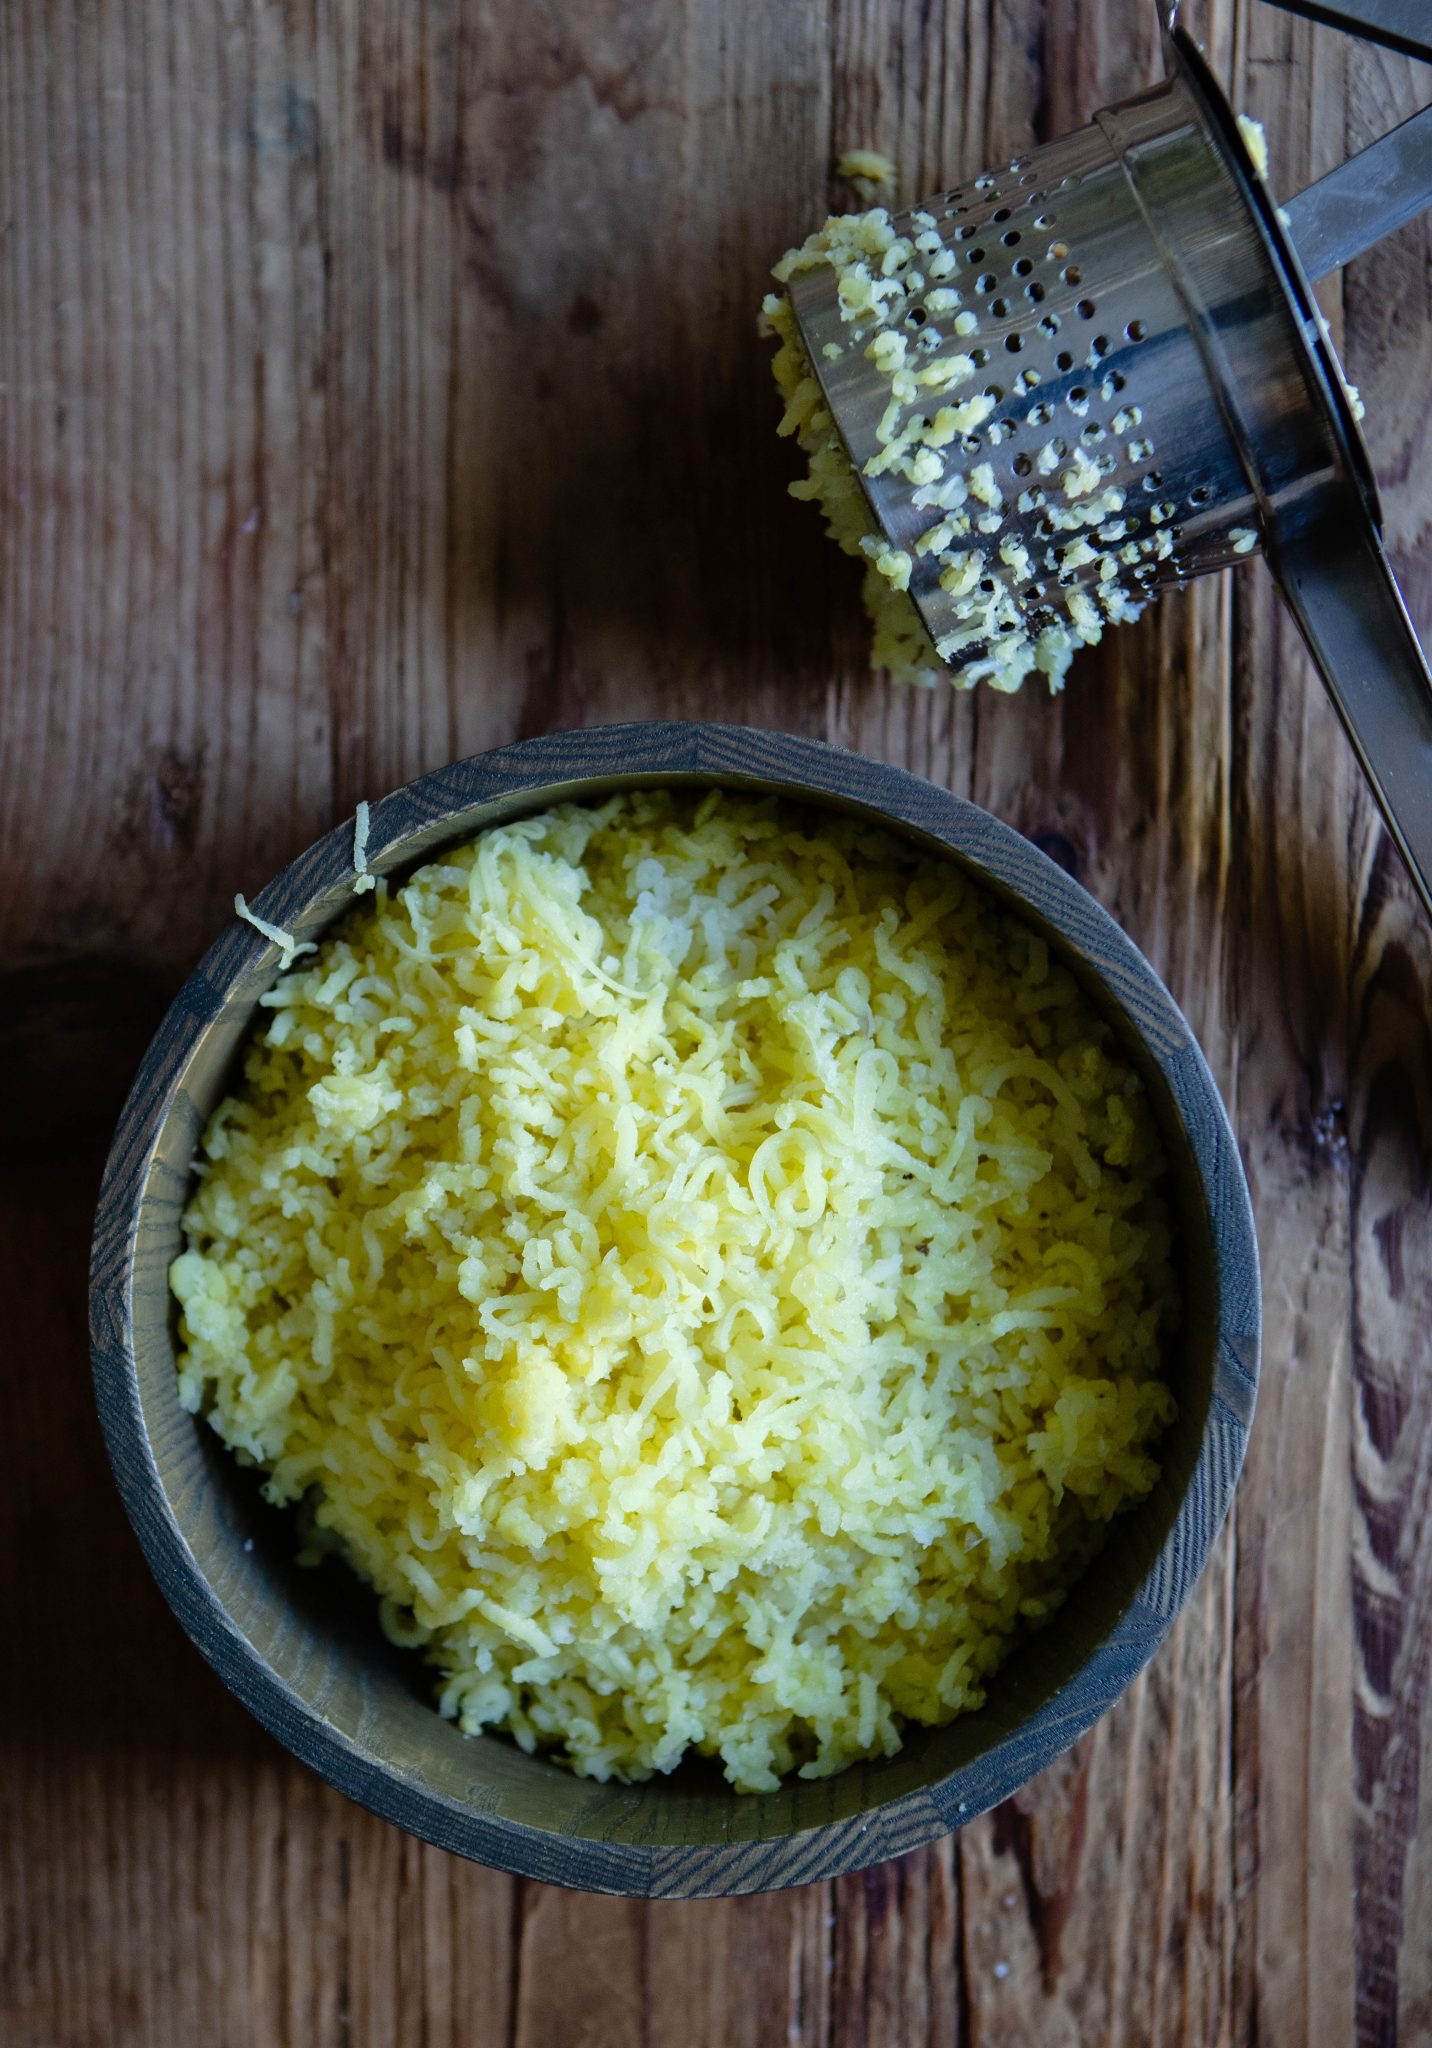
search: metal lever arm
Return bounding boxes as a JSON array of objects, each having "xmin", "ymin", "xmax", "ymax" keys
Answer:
[
  {"xmin": 1283, "ymin": 100, "xmax": 1432, "ymax": 278},
  {"xmin": 1276, "ymin": 525, "xmax": 1432, "ymax": 919},
  {"xmin": 1263, "ymin": 0, "xmax": 1432, "ymax": 63}
]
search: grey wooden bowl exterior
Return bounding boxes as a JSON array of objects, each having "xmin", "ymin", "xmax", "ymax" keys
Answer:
[{"xmin": 89, "ymin": 722, "xmax": 1260, "ymax": 1899}]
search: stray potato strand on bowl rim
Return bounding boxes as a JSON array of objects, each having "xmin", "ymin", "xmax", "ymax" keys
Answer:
[{"xmin": 171, "ymin": 791, "xmax": 1176, "ymax": 1793}]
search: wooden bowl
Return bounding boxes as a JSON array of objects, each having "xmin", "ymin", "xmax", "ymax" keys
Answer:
[{"xmin": 90, "ymin": 722, "xmax": 1259, "ymax": 1898}]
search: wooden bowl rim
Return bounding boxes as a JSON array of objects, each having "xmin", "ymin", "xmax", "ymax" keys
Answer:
[{"xmin": 89, "ymin": 720, "xmax": 1260, "ymax": 1897}]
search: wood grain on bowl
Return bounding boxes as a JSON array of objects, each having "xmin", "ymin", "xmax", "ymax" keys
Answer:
[{"xmin": 90, "ymin": 724, "xmax": 1259, "ymax": 1899}]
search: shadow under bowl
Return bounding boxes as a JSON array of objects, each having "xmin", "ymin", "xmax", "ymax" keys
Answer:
[{"xmin": 89, "ymin": 721, "xmax": 1260, "ymax": 1898}]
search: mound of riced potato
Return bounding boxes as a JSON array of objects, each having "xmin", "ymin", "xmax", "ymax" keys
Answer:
[{"xmin": 171, "ymin": 792, "xmax": 1177, "ymax": 1793}]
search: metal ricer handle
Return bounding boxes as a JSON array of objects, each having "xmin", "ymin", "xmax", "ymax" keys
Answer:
[
  {"xmin": 1264, "ymin": 0, "xmax": 1432, "ymax": 916},
  {"xmin": 1282, "ymin": 101, "xmax": 1432, "ymax": 277},
  {"xmin": 1269, "ymin": 0, "xmax": 1432, "ymax": 276},
  {"xmin": 1263, "ymin": 0, "xmax": 1432, "ymax": 64},
  {"xmin": 1170, "ymin": 0, "xmax": 1432, "ymax": 56},
  {"xmin": 1278, "ymin": 526, "xmax": 1432, "ymax": 919}
]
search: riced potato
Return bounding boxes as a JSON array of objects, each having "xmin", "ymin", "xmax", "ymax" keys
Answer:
[{"xmin": 172, "ymin": 793, "xmax": 1176, "ymax": 1791}]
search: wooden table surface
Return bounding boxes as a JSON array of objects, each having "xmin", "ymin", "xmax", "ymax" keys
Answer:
[{"xmin": 4, "ymin": 2, "xmax": 1431, "ymax": 2042}]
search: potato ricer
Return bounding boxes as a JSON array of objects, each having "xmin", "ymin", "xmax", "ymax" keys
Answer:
[{"xmin": 786, "ymin": 0, "xmax": 1432, "ymax": 914}]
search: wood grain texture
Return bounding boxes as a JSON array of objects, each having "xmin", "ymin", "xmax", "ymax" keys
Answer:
[{"xmin": 3, "ymin": 0, "xmax": 1430, "ymax": 2037}]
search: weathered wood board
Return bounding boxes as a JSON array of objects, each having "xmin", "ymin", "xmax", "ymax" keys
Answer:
[{"xmin": 3, "ymin": 1, "xmax": 1430, "ymax": 2040}]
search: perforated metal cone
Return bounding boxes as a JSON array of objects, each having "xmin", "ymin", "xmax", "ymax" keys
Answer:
[
  {"xmin": 785, "ymin": 19, "xmax": 1432, "ymax": 914},
  {"xmin": 786, "ymin": 54, "xmax": 1268, "ymax": 670}
]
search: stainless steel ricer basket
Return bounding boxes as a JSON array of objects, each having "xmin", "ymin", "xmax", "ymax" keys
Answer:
[{"xmin": 787, "ymin": 0, "xmax": 1432, "ymax": 912}]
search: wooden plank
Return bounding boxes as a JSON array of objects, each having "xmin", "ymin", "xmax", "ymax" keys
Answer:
[
  {"xmin": 1223, "ymin": 8, "xmax": 1376, "ymax": 2046},
  {"xmin": 1340, "ymin": 26, "xmax": 1432, "ymax": 2048},
  {"xmin": 3, "ymin": 0, "xmax": 1432, "ymax": 2039}
]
